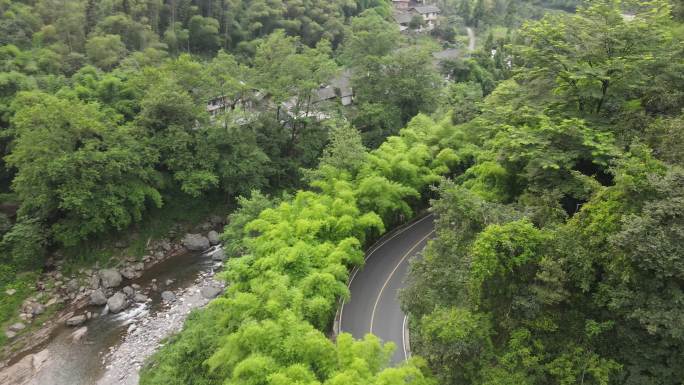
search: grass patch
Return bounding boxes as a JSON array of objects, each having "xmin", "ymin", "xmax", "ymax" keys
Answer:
[{"xmin": 0, "ymin": 271, "xmax": 39, "ymax": 347}]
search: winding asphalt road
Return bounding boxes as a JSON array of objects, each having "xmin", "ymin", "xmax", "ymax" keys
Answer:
[{"xmin": 339, "ymin": 215, "xmax": 435, "ymax": 365}]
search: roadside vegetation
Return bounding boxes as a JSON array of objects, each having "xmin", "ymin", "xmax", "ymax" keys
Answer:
[{"xmin": 402, "ymin": 2, "xmax": 684, "ymax": 384}]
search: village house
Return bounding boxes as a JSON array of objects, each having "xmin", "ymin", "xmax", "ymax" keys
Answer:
[
  {"xmin": 393, "ymin": 0, "xmax": 441, "ymax": 32},
  {"xmin": 207, "ymin": 70, "xmax": 354, "ymax": 122}
]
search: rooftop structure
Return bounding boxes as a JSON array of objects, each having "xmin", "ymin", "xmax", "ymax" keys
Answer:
[{"xmin": 392, "ymin": 0, "xmax": 441, "ymax": 32}]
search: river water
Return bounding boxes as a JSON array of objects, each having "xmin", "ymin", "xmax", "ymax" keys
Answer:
[{"xmin": 22, "ymin": 248, "xmax": 223, "ymax": 385}]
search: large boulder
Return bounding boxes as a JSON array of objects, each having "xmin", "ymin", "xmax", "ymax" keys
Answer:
[
  {"xmin": 211, "ymin": 248, "xmax": 227, "ymax": 261},
  {"xmin": 90, "ymin": 289, "xmax": 107, "ymax": 306},
  {"xmin": 207, "ymin": 230, "xmax": 220, "ymax": 245},
  {"xmin": 200, "ymin": 285, "xmax": 223, "ymax": 299},
  {"xmin": 65, "ymin": 315, "xmax": 86, "ymax": 327},
  {"xmin": 133, "ymin": 293, "xmax": 148, "ymax": 303},
  {"xmin": 31, "ymin": 303, "xmax": 45, "ymax": 317},
  {"xmin": 99, "ymin": 269, "xmax": 122, "ymax": 288},
  {"xmin": 88, "ymin": 275, "xmax": 100, "ymax": 290},
  {"xmin": 9, "ymin": 322, "xmax": 25, "ymax": 332},
  {"xmin": 71, "ymin": 327, "xmax": 88, "ymax": 342},
  {"xmin": 66, "ymin": 279, "xmax": 79, "ymax": 293},
  {"xmin": 107, "ymin": 292, "xmax": 129, "ymax": 313},
  {"xmin": 161, "ymin": 291, "xmax": 176, "ymax": 302},
  {"xmin": 209, "ymin": 215, "xmax": 224, "ymax": 226},
  {"xmin": 181, "ymin": 234, "xmax": 210, "ymax": 251},
  {"xmin": 120, "ymin": 267, "xmax": 138, "ymax": 280},
  {"xmin": 122, "ymin": 286, "xmax": 135, "ymax": 297}
]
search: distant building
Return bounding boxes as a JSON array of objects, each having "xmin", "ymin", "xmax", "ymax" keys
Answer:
[
  {"xmin": 392, "ymin": 0, "xmax": 441, "ymax": 32},
  {"xmin": 315, "ymin": 69, "xmax": 353, "ymax": 106}
]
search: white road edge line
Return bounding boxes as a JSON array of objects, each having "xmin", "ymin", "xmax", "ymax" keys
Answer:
[
  {"xmin": 402, "ymin": 314, "xmax": 409, "ymax": 361},
  {"xmin": 338, "ymin": 214, "xmax": 433, "ymax": 332},
  {"xmin": 369, "ymin": 230, "xmax": 434, "ymax": 334}
]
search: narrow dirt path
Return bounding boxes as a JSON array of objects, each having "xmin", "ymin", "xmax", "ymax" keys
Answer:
[{"xmin": 466, "ymin": 27, "xmax": 476, "ymax": 52}]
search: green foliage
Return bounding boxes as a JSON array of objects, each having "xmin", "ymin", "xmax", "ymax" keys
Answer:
[
  {"xmin": 515, "ymin": 0, "xmax": 676, "ymax": 117},
  {"xmin": 0, "ymin": 216, "xmax": 47, "ymax": 271},
  {"xmin": 141, "ymin": 113, "xmax": 460, "ymax": 384},
  {"xmin": 7, "ymin": 92, "xmax": 161, "ymax": 246},
  {"xmin": 221, "ymin": 190, "xmax": 279, "ymax": 258},
  {"xmin": 353, "ymin": 47, "xmax": 442, "ymax": 145},
  {"xmin": 85, "ymin": 34, "xmax": 127, "ymax": 70},
  {"xmin": 401, "ymin": 3, "xmax": 684, "ymax": 384}
]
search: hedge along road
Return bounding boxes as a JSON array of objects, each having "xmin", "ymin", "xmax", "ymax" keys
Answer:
[{"xmin": 339, "ymin": 214, "xmax": 435, "ymax": 365}]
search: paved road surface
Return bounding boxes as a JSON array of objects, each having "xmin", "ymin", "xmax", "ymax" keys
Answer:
[
  {"xmin": 340, "ymin": 215, "xmax": 435, "ymax": 365},
  {"xmin": 466, "ymin": 27, "xmax": 476, "ymax": 52}
]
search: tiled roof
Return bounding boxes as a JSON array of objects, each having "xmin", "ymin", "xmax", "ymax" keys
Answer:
[
  {"xmin": 411, "ymin": 5, "xmax": 440, "ymax": 14},
  {"xmin": 393, "ymin": 11, "xmax": 413, "ymax": 24}
]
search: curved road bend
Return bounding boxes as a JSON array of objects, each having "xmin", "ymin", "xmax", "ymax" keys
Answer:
[{"xmin": 340, "ymin": 215, "xmax": 435, "ymax": 365}]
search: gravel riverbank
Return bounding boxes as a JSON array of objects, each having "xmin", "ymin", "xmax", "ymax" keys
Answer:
[{"xmin": 97, "ymin": 271, "xmax": 224, "ymax": 385}]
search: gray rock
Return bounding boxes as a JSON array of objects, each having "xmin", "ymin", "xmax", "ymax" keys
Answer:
[
  {"xmin": 90, "ymin": 289, "xmax": 108, "ymax": 306},
  {"xmin": 131, "ymin": 284, "xmax": 141, "ymax": 290},
  {"xmin": 120, "ymin": 267, "xmax": 137, "ymax": 280},
  {"xmin": 5, "ymin": 330, "xmax": 16, "ymax": 339},
  {"xmin": 200, "ymin": 286, "xmax": 223, "ymax": 299},
  {"xmin": 5, "ymin": 288, "xmax": 16, "ymax": 296},
  {"xmin": 71, "ymin": 326, "xmax": 88, "ymax": 342},
  {"xmin": 161, "ymin": 291, "xmax": 176, "ymax": 302},
  {"xmin": 99, "ymin": 269, "xmax": 122, "ymax": 288},
  {"xmin": 30, "ymin": 303, "xmax": 45, "ymax": 316},
  {"xmin": 66, "ymin": 315, "xmax": 87, "ymax": 327},
  {"xmin": 107, "ymin": 292, "xmax": 129, "ymax": 313},
  {"xmin": 0, "ymin": 353, "xmax": 32, "ymax": 384},
  {"xmin": 132, "ymin": 262, "xmax": 144, "ymax": 271},
  {"xmin": 199, "ymin": 222, "xmax": 213, "ymax": 231},
  {"xmin": 211, "ymin": 248, "xmax": 227, "ymax": 261},
  {"xmin": 133, "ymin": 293, "xmax": 148, "ymax": 303},
  {"xmin": 66, "ymin": 279, "xmax": 79, "ymax": 293},
  {"xmin": 127, "ymin": 324, "xmax": 137, "ymax": 334},
  {"xmin": 181, "ymin": 233, "xmax": 210, "ymax": 251},
  {"xmin": 9, "ymin": 322, "xmax": 25, "ymax": 332},
  {"xmin": 160, "ymin": 239, "xmax": 172, "ymax": 251},
  {"xmin": 207, "ymin": 230, "xmax": 220, "ymax": 245},
  {"xmin": 165, "ymin": 278, "xmax": 174, "ymax": 286},
  {"xmin": 209, "ymin": 215, "xmax": 224, "ymax": 226},
  {"xmin": 122, "ymin": 286, "xmax": 135, "ymax": 297},
  {"xmin": 88, "ymin": 275, "xmax": 100, "ymax": 290}
]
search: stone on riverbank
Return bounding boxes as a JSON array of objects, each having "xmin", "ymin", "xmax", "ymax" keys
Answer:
[
  {"xmin": 200, "ymin": 286, "xmax": 222, "ymax": 299},
  {"xmin": 123, "ymin": 286, "xmax": 135, "ymax": 297},
  {"xmin": 99, "ymin": 269, "xmax": 122, "ymax": 288},
  {"xmin": 90, "ymin": 289, "xmax": 108, "ymax": 306},
  {"xmin": 207, "ymin": 230, "xmax": 220, "ymax": 245},
  {"xmin": 134, "ymin": 293, "xmax": 148, "ymax": 303},
  {"xmin": 181, "ymin": 234, "xmax": 210, "ymax": 251},
  {"xmin": 71, "ymin": 327, "xmax": 88, "ymax": 342},
  {"xmin": 88, "ymin": 275, "xmax": 100, "ymax": 289},
  {"xmin": 161, "ymin": 291, "xmax": 176, "ymax": 302},
  {"xmin": 66, "ymin": 315, "xmax": 87, "ymax": 327},
  {"xmin": 107, "ymin": 292, "xmax": 129, "ymax": 313},
  {"xmin": 9, "ymin": 322, "xmax": 25, "ymax": 332},
  {"xmin": 211, "ymin": 248, "xmax": 226, "ymax": 261},
  {"xmin": 120, "ymin": 267, "xmax": 138, "ymax": 280}
]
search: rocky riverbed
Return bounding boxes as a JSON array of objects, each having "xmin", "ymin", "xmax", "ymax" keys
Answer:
[
  {"xmin": 0, "ymin": 220, "xmax": 228, "ymax": 385},
  {"xmin": 97, "ymin": 273, "xmax": 224, "ymax": 385}
]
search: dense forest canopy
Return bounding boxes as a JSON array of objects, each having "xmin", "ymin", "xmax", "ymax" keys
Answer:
[
  {"xmin": 0, "ymin": 0, "xmax": 681, "ymax": 384},
  {"xmin": 401, "ymin": 2, "xmax": 684, "ymax": 385}
]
